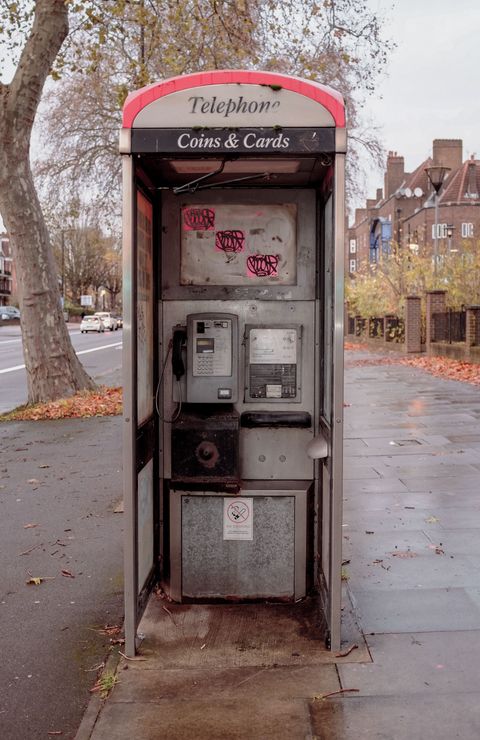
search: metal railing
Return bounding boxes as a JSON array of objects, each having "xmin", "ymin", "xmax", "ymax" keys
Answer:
[
  {"xmin": 384, "ymin": 316, "xmax": 404, "ymax": 343},
  {"xmin": 368, "ymin": 317, "xmax": 384, "ymax": 338},
  {"xmin": 432, "ymin": 309, "xmax": 466, "ymax": 343}
]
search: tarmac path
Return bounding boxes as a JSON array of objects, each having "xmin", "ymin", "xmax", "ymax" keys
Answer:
[{"xmin": 0, "ymin": 417, "xmax": 124, "ymax": 740}]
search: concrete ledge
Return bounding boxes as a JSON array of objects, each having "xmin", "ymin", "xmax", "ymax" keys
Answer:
[
  {"xmin": 428, "ymin": 342, "xmax": 480, "ymax": 364},
  {"xmin": 345, "ymin": 336, "xmax": 408, "ymax": 353}
]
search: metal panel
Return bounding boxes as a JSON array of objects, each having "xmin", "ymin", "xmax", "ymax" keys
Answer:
[
  {"xmin": 314, "ymin": 157, "xmax": 345, "ymax": 651},
  {"xmin": 137, "ymin": 459, "xmax": 154, "ymax": 590},
  {"xmin": 169, "ymin": 482, "xmax": 311, "ymax": 602},
  {"xmin": 182, "ymin": 495, "xmax": 295, "ymax": 599},
  {"xmin": 329, "ymin": 153, "xmax": 346, "ymax": 651},
  {"xmin": 161, "ymin": 300, "xmax": 315, "ymax": 481},
  {"xmin": 122, "ymin": 156, "xmax": 137, "ymax": 657},
  {"xmin": 131, "ymin": 127, "xmax": 335, "ymax": 154},
  {"xmin": 131, "ymin": 84, "xmax": 336, "ymax": 128},
  {"xmin": 240, "ymin": 428, "xmax": 313, "ymax": 480}
]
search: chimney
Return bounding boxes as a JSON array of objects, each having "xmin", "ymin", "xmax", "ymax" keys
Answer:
[
  {"xmin": 384, "ymin": 151, "xmax": 405, "ymax": 198},
  {"xmin": 366, "ymin": 199, "xmax": 377, "ymax": 210},
  {"xmin": 376, "ymin": 188, "xmax": 383, "ymax": 202},
  {"xmin": 466, "ymin": 160, "xmax": 479, "ymax": 199},
  {"xmin": 354, "ymin": 208, "xmax": 366, "ymax": 225},
  {"xmin": 432, "ymin": 139, "xmax": 463, "ymax": 172}
]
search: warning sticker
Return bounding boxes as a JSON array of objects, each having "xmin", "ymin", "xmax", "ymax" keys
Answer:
[{"xmin": 223, "ymin": 498, "xmax": 253, "ymax": 541}]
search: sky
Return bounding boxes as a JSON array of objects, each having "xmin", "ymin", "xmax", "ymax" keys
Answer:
[{"xmin": 359, "ymin": 0, "xmax": 480, "ymax": 206}]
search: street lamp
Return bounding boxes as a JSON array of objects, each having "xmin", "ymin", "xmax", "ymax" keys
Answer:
[
  {"xmin": 446, "ymin": 224, "xmax": 457, "ymax": 253},
  {"xmin": 425, "ymin": 165, "xmax": 450, "ymax": 277}
]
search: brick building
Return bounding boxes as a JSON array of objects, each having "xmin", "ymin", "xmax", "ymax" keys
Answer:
[
  {"xmin": 0, "ymin": 234, "xmax": 15, "ymax": 306},
  {"xmin": 347, "ymin": 139, "xmax": 480, "ymax": 273}
]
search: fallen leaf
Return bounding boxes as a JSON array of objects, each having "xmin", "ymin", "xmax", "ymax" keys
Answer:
[
  {"xmin": 23, "ymin": 523, "xmax": 39, "ymax": 529},
  {"xmin": 344, "ymin": 347, "xmax": 480, "ymax": 387},
  {"xmin": 26, "ymin": 573, "xmax": 55, "ymax": 585},
  {"xmin": 96, "ymin": 624, "xmax": 121, "ymax": 636},
  {"xmin": 27, "ymin": 479, "xmax": 40, "ymax": 485},
  {"xmin": 26, "ymin": 577, "xmax": 43, "ymax": 585},
  {"xmin": 391, "ymin": 551, "xmax": 417, "ymax": 558},
  {"xmin": 39, "ymin": 464, "xmax": 50, "ymax": 469},
  {"xmin": 61, "ymin": 569, "xmax": 75, "ymax": 578},
  {"xmin": 426, "ymin": 516, "xmax": 440, "ymax": 524},
  {"xmin": 0, "ymin": 387, "xmax": 122, "ymax": 422}
]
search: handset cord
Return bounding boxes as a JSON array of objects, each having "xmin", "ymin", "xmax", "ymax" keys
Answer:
[{"xmin": 155, "ymin": 339, "xmax": 183, "ymax": 423}]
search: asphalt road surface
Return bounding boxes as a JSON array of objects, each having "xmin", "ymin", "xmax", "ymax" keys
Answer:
[{"xmin": 0, "ymin": 323, "xmax": 123, "ymax": 413}]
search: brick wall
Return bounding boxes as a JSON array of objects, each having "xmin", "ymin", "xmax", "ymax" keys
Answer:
[
  {"xmin": 404, "ymin": 296, "xmax": 422, "ymax": 353},
  {"xmin": 426, "ymin": 290, "xmax": 447, "ymax": 350}
]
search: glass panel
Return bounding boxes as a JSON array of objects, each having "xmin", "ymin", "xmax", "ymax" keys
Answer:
[
  {"xmin": 323, "ymin": 194, "xmax": 333, "ymax": 423},
  {"xmin": 137, "ymin": 459, "xmax": 154, "ymax": 593},
  {"xmin": 136, "ymin": 191, "xmax": 154, "ymax": 425}
]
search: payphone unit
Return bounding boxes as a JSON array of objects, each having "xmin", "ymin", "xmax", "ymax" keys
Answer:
[{"xmin": 185, "ymin": 313, "xmax": 238, "ymax": 403}]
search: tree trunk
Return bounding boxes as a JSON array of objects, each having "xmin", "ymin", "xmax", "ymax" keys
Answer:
[{"xmin": 0, "ymin": 0, "xmax": 95, "ymax": 403}]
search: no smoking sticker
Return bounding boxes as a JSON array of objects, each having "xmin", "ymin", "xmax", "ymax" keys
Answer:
[{"xmin": 223, "ymin": 498, "xmax": 253, "ymax": 541}]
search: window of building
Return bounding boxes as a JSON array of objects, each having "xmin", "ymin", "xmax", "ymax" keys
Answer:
[
  {"xmin": 349, "ymin": 259, "xmax": 356, "ymax": 273},
  {"xmin": 461, "ymin": 222, "xmax": 474, "ymax": 238},
  {"xmin": 431, "ymin": 223, "xmax": 448, "ymax": 239},
  {"xmin": 349, "ymin": 239, "xmax": 356, "ymax": 254}
]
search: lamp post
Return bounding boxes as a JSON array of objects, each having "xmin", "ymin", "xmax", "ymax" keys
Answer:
[
  {"xmin": 446, "ymin": 224, "xmax": 456, "ymax": 253},
  {"xmin": 425, "ymin": 166, "xmax": 450, "ymax": 278}
]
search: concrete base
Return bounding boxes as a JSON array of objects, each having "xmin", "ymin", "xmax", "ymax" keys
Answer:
[{"xmin": 86, "ymin": 599, "xmax": 368, "ymax": 739}]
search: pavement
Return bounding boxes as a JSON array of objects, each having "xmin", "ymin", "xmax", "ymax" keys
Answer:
[
  {"xmin": 0, "ymin": 358, "xmax": 124, "ymax": 740},
  {"xmin": 4, "ymin": 345, "xmax": 480, "ymax": 738},
  {"xmin": 0, "ymin": 416, "xmax": 124, "ymax": 740}
]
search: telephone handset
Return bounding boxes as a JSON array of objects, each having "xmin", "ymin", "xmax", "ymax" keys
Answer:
[
  {"xmin": 172, "ymin": 313, "xmax": 238, "ymax": 404},
  {"xmin": 172, "ymin": 327, "xmax": 187, "ymax": 381}
]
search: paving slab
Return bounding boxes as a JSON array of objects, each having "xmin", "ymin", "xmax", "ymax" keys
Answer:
[
  {"xmin": 337, "ymin": 631, "xmax": 480, "ymax": 696},
  {"xmin": 310, "ymin": 694, "xmax": 480, "ymax": 740},
  {"xmin": 351, "ymin": 587, "xmax": 480, "ymax": 633}
]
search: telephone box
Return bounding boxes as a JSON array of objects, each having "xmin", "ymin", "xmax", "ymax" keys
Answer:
[{"xmin": 120, "ymin": 71, "xmax": 346, "ymax": 654}]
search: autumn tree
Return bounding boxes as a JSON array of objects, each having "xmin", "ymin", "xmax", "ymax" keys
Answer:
[
  {"xmin": 36, "ymin": 0, "xmax": 392, "ymax": 215},
  {"xmin": 440, "ymin": 241, "xmax": 480, "ymax": 308},
  {"xmin": 0, "ymin": 1, "xmax": 96, "ymax": 403},
  {"xmin": 346, "ymin": 239, "xmax": 480, "ymax": 319},
  {"xmin": 0, "ymin": 0, "xmax": 392, "ymax": 403},
  {"xmin": 101, "ymin": 244, "xmax": 122, "ymax": 311}
]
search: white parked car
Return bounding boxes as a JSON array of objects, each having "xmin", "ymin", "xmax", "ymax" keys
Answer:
[
  {"xmin": 0, "ymin": 306, "xmax": 20, "ymax": 320},
  {"xmin": 94, "ymin": 312, "xmax": 118, "ymax": 331},
  {"xmin": 80, "ymin": 315, "xmax": 105, "ymax": 333}
]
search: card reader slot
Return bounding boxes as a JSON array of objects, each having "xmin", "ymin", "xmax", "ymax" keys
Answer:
[{"xmin": 240, "ymin": 411, "xmax": 311, "ymax": 428}]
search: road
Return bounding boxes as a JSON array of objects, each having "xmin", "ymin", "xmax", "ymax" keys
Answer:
[{"xmin": 0, "ymin": 323, "xmax": 123, "ymax": 413}]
